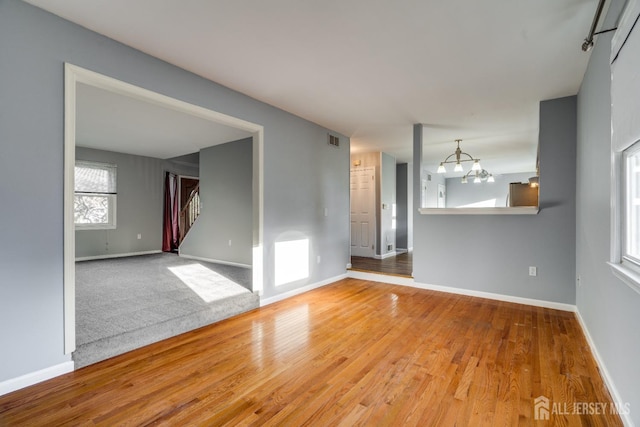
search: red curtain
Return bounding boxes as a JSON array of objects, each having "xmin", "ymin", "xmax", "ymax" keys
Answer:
[{"xmin": 162, "ymin": 172, "xmax": 179, "ymax": 252}]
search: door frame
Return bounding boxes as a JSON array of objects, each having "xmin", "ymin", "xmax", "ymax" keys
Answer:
[
  {"xmin": 63, "ymin": 64, "xmax": 264, "ymax": 354},
  {"xmin": 178, "ymin": 175, "xmax": 200, "ymax": 210},
  {"xmin": 350, "ymin": 166, "xmax": 376, "ymax": 258}
]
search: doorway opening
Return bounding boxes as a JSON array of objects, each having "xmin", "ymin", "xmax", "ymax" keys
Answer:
[
  {"xmin": 63, "ymin": 64, "xmax": 264, "ymax": 360},
  {"xmin": 349, "ymin": 163, "xmax": 413, "ymax": 278}
]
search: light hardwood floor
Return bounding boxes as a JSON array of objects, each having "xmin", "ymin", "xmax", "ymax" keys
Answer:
[{"xmin": 0, "ymin": 279, "xmax": 621, "ymax": 426}]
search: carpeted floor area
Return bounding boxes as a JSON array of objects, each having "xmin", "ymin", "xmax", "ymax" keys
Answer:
[{"xmin": 74, "ymin": 253, "xmax": 258, "ymax": 367}]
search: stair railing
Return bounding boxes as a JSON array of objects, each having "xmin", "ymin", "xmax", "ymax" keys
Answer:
[{"xmin": 179, "ymin": 184, "xmax": 200, "ymax": 243}]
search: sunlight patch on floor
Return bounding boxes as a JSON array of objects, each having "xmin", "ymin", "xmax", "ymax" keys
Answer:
[{"xmin": 168, "ymin": 263, "xmax": 247, "ymax": 303}]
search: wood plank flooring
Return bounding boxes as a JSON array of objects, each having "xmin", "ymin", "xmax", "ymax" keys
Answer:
[
  {"xmin": 350, "ymin": 252, "xmax": 412, "ymax": 277},
  {"xmin": 0, "ymin": 278, "xmax": 621, "ymax": 426}
]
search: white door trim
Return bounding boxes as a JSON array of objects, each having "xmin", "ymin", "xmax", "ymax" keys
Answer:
[{"xmin": 350, "ymin": 167, "xmax": 376, "ymax": 257}]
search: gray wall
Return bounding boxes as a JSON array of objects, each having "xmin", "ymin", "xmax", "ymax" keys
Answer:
[
  {"xmin": 407, "ymin": 163, "xmax": 413, "ymax": 250},
  {"xmin": 396, "ymin": 162, "xmax": 414, "ymax": 252},
  {"xmin": 413, "ymin": 96, "xmax": 577, "ymax": 303},
  {"xmin": 576, "ymin": 0, "xmax": 640, "ymax": 422},
  {"xmin": 75, "ymin": 147, "xmax": 163, "ymax": 258},
  {"xmin": 396, "ymin": 164, "xmax": 409, "ymax": 250},
  {"xmin": 180, "ymin": 138, "xmax": 252, "ymax": 266},
  {"xmin": 0, "ymin": 0, "xmax": 349, "ymax": 384},
  {"xmin": 380, "ymin": 153, "xmax": 396, "ymax": 256},
  {"xmin": 445, "ymin": 172, "xmax": 534, "ymax": 208}
]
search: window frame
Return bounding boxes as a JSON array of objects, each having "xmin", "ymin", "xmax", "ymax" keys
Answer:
[
  {"xmin": 74, "ymin": 160, "xmax": 117, "ymax": 230},
  {"xmin": 622, "ymin": 141, "xmax": 640, "ymax": 267},
  {"xmin": 609, "ymin": 140, "xmax": 640, "ymax": 295}
]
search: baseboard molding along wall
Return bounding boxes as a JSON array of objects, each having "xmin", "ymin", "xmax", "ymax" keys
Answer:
[
  {"xmin": 178, "ymin": 253, "xmax": 251, "ymax": 269},
  {"xmin": 260, "ymin": 273, "xmax": 348, "ymax": 307},
  {"xmin": 574, "ymin": 311, "xmax": 634, "ymax": 427},
  {"xmin": 346, "ymin": 270, "xmax": 576, "ymax": 312},
  {"xmin": 373, "ymin": 251, "xmax": 397, "ymax": 260},
  {"xmin": 0, "ymin": 361, "xmax": 74, "ymax": 397},
  {"xmin": 76, "ymin": 250, "xmax": 162, "ymax": 262}
]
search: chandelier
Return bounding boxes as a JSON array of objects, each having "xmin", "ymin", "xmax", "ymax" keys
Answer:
[
  {"xmin": 437, "ymin": 139, "xmax": 494, "ymax": 183},
  {"xmin": 461, "ymin": 168, "xmax": 494, "ymax": 184},
  {"xmin": 436, "ymin": 139, "xmax": 482, "ymax": 174}
]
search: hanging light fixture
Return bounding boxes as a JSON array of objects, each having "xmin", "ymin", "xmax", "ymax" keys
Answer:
[
  {"xmin": 436, "ymin": 139, "xmax": 482, "ymax": 175},
  {"xmin": 461, "ymin": 169, "xmax": 494, "ymax": 184}
]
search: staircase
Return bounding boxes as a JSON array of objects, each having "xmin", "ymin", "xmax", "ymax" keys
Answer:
[{"xmin": 179, "ymin": 184, "xmax": 200, "ymax": 243}]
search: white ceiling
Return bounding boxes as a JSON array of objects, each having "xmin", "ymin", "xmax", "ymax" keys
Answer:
[
  {"xmin": 26, "ymin": 0, "xmax": 604, "ymax": 172},
  {"xmin": 76, "ymin": 83, "xmax": 252, "ymax": 159}
]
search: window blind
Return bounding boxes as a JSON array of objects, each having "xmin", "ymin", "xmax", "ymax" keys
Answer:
[{"xmin": 75, "ymin": 161, "xmax": 117, "ymax": 194}]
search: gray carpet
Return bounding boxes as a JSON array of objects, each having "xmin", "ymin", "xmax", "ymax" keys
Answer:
[{"xmin": 74, "ymin": 253, "xmax": 259, "ymax": 368}]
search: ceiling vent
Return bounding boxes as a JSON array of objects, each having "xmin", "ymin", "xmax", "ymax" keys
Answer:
[{"xmin": 328, "ymin": 134, "xmax": 340, "ymax": 148}]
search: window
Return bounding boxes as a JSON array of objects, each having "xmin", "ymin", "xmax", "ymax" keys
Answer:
[
  {"xmin": 74, "ymin": 161, "xmax": 117, "ymax": 229},
  {"xmin": 623, "ymin": 141, "xmax": 640, "ymax": 268},
  {"xmin": 610, "ymin": 140, "xmax": 640, "ymax": 295}
]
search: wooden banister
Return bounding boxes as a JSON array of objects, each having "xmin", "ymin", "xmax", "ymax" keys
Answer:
[{"xmin": 179, "ymin": 184, "xmax": 200, "ymax": 244}]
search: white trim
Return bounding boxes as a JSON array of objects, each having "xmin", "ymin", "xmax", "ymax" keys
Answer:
[
  {"xmin": 346, "ymin": 271, "xmax": 576, "ymax": 312},
  {"xmin": 64, "ymin": 65, "xmax": 76, "ymax": 354},
  {"xmin": 75, "ymin": 250, "xmax": 162, "ymax": 262},
  {"xmin": 396, "ymin": 248, "xmax": 408, "ymax": 254},
  {"xmin": 259, "ymin": 273, "xmax": 348, "ymax": 307},
  {"xmin": 608, "ymin": 262, "xmax": 640, "ymax": 295},
  {"xmin": 178, "ymin": 253, "xmax": 251, "ymax": 269},
  {"xmin": 0, "ymin": 361, "xmax": 74, "ymax": 397},
  {"xmin": 611, "ymin": 152, "xmax": 622, "ymax": 262},
  {"xmin": 419, "ymin": 207, "xmax": 539, "ymax": 215},
  {"xmin": 64, "ymin": 63, "xmax": 264, "ymax": 355},
  {"xmin": 374, "ymin": 251, "xmax": 396, "ymax": 260},
  {"xmin": 574, "ymin": 311, "xmax": 634, "ymax": 427}
]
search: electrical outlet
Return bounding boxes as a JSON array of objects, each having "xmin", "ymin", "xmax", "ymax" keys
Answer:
[
  {"xmin": 228, "ymin": 240, "xmax": 232, "ymax": 246},
  {"xmin": 529, "ymin": 266, "xmax": 537, "ymax": 276},
  {"xmin": 577, "ymin": 275, "xmax": 581, "ymax": 287},
  {"xmin": 137, "ymin": 234, "xmax": 142, "ymax": 240},
  {"xmin": 317, "ymin": 255, "xmax": 321, "ymax": 264}
]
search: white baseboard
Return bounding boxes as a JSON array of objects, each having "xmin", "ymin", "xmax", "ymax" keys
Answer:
[
  {"xmin": 0, "ymin": 361, "xmax": 74, "ymax": 397},
  {"xmin": 76, "ymin": 250, "xmax": 162, "ymax": 262},
  {"xmin": 346, "ymin": 263, "xmax": 353, "ymax": 269},
  {"xmin": 346, "ymin": 271, "xmax": 576, "ymax": 312},
  {"xmin": 396, "ymin": 248, "xmax": 408, "ymax": 254},
  {"xmin": 374, "ymin": 251, "xmax": 397, "ymax": 260},
  {"xmin": 260, "ymin": 273, "xmax": 348, "ymax": 307},
  {"xmin": 574, "ymin": 311, "xmax": 634, "ymax": 427},
  {"xmin": 178, "ymin": 253, "xmax": 251, "ymax": 269}
]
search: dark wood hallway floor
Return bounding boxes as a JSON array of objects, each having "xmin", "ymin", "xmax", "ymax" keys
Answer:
[{"xmin": 350, "ymin": 251, "xmax": 412, "ymax": 277}]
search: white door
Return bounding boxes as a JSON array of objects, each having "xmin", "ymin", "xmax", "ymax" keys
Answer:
[
  {"xmin": 437, "ymin": 184, "xmax": 446, "ymax": 208},
  {"xmin": 350, "ymin": 167, "xmax": 376, "ymax": 257}
]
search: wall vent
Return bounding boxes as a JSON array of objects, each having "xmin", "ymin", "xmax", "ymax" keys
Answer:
[{"xmin": 328, "ymin": 134, "xmax": 340, "ymax": 147}]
